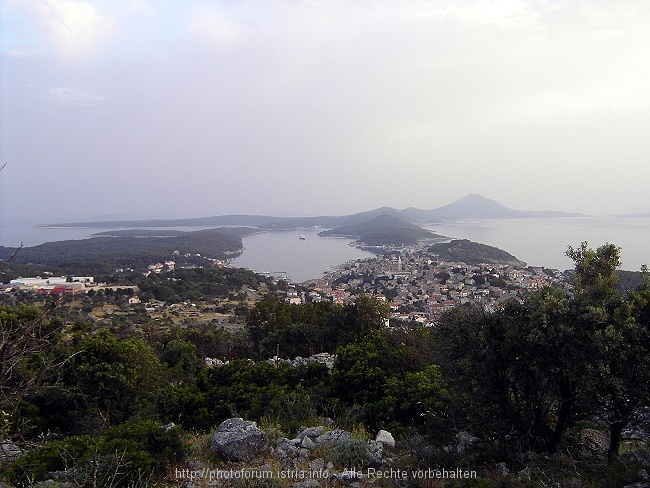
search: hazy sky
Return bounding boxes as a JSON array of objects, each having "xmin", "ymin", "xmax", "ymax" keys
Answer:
[{"xmin": 2, "ymin": 0, "xmax": 650, "ymax": 224}]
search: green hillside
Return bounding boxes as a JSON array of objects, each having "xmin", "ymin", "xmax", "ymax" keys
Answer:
[
  {"xmin": 428, "ymin": 239, "xmax": 526, "ymax": 266},
  {"xmin": 318, "ymin": 214, "xmax": 439, "ymax": 246},
  {"xmin": 0, "ymin": 229, "xmax": 243, "ymax": 275}
]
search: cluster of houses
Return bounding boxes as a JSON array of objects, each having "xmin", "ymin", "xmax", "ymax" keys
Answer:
[
  {"xmin": 2, "ymin": 248, "xmax": 571, "ymax": 329},
  {"xmin": 143, "ymin": 251, "xmax": 232, "ymax": 276},
  {"xmin": 299, "ymin": 251, "xmax": 570, "ymax": 326}
]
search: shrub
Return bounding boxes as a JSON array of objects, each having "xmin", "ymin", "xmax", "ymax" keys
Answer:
[
  {"xmin": 6, "ymin": 435, "xmax": 95, "ymax": 486},
  {"xmin": 6, "ymin": 420, "xmax": 186, "ymax": 487},
  {"xmin": 326, "ymin": 438, "xmax": 369, "ymax": 469},
  {"xmin": 98, "ymin": 419, "xmax": 186, "ymax": 481}
]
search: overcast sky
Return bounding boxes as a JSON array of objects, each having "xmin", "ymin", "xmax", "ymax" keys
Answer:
[{"xmin": 1, "ymin": 0, "xmax": 650, "ymax": 224}]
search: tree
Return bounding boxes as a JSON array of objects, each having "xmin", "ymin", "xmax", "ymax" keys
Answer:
[
  {"xmin": 246, "ymin": 297, "xmax": 297, "ymax": 359},
  {"xmin": 564, "ymin": 242, "xmax": 650, "ymax": 462},
  {"xmin": 566, "ymin": 241, "xmax": 621, "ymax": 303},
  {"xmin": 353, "ymin": 294, "xmax": 389, "ymax": 336},
  {"xmin": 331, "ymin": 329, "xmax": 449, "ymax": 434},
  {"xmin": 0, "ymin": 303, "xmax": 63, "ymax": 417},
  {"xmin": 59, "ymin": 330, "xmax": 162, "ymax": 425},
  {"xmin": 436, "ymin": 243, "xmax": 630, "ymax": 456},
  {"xmin": 597, "ymin": 278, "xmax": 650, "ymax": 462}
]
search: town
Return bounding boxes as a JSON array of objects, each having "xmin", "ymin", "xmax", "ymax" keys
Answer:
[
  {"xmin": 301, "ymin": 249, "xmax": 571, "ymax": 326},
  {"xmin": 3, "ymin": 245, "xmax": 571, "ymax": 330}
]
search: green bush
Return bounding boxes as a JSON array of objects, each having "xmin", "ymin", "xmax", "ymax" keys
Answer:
[
  {"xmin": 6, "ymin": 435, "xmax": 95, "ymax": 486},
  {"xmin": 326, "ymin": 438, "xmax": 368, "ymax": 469},
  {"xmin": 6, "ymin": 420, "xmax": 186, "ymax": 487},
  {"xmin": 98, "ymin": 419, "xmax": 187, "ymax": 481}
]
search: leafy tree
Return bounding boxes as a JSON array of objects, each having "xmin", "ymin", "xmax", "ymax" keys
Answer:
[
  {"xmin": 567, "ymin": 241, "xmax": 621, "ymax": 303},
  {"xmin": 564, "ymin": 242, "xmax": 650, "ymax": 462},
  {"xmin": 597, "ymin": 276, "xmax": 650, "ymax": 462},
  {"xmin": 246, "ymin": 297, "xmax": 292, "ymax": 358},
  {"xmin": 158, "ymin": 338, "xmax": 203, "ymax": 382},
  {"xmin": 375, "ymin": 365, "xmax": 449, "ymax": 435},
  {"xmin": 0, "ymin": 303, "xmax": 63, "ymax": 421},
  {"xmin": 353, "ymin": 293, "xmax": 389, "ymax": 336},
  {"xmin": 436, "ymin": 304, "xmax": 534, "ymax": 449},
  {"xmin": 332, "ymin": 329, "xmax": 448, "ymax": 434},
  {"xmin": 246, "ymin": 298, "xmax": 371, "ymax": 359},
  {"xmin": 437, "ymin": 243, "xmax": 650, "ymax": 461},
  {"xmin": 57, "ymin": 330, "xmax": 162, "ymax": 426}
]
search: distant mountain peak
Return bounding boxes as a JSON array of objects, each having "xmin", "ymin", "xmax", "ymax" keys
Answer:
[
  {"xmin": 49, "ymin": 194, "xmax": 581, "ymax": 232},
  {"xmin": 433, "ymin": 194, "xmax": 519, "ymax": 219},
  {"xmin": 429, "ymin": 194, "xmax": 580, "ymax": 220},
  {"xmin": 453, "ymin": 193, "xmax": 500, "ymax": 204}
]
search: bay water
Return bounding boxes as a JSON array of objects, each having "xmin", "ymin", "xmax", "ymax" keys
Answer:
[
  {"xmin": 2, "ymin": 216, "xmax": 649, "ymax": 282},
  {"xmin": 425, "ymin": 216, "xmax": 650, "ymax": 273}
]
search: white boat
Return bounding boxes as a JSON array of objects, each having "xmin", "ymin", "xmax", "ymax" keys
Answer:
[{"xmin": 299, "ymin": 235, "xmax": 306, "ymax": 240}]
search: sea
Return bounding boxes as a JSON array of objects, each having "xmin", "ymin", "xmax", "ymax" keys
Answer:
[{"xmin": 2, "ymin": 216, "xmax": 649, "ymax": 283}]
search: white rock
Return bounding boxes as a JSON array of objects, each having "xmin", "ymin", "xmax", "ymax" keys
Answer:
[{"xmin": 375, "ymin": 430, "xmax": 395, "ymax": 448}]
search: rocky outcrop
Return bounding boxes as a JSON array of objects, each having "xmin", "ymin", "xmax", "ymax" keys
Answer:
[
  {"xmin": 456, "ymin": 431, "xmax": 480, "ymax": 453},
  {"xmin": 0, "ymin": 441, "xmax": 23, "ymax": 466},
  {"xmin": 205, "ymin": 357, "xmax": 229, "ymax": 367},
  {"xmin": 267, "ymin": 353, "xmax": 336, "ymax": 370},
  {"xmin": 210, "ymin": 418, "xmax": 268, "ymax": 462},
  {"xmin": 315, "ymin": 429, "xmax": 352, "ymax": 445},
  {"xmin": 274, "ymin": 426, "xmax": 394, "ymax": 473},
  {"xmin": 206, "ymin": 353, "xmax": 337, "ymax": 370}
]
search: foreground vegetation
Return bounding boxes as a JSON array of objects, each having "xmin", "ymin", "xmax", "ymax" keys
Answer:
[{"xmin": 1, "ymin": 243, "xmax": 649, "ymax": 487}]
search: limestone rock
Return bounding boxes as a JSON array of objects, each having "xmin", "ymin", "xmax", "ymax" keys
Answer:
[
  {"xmin": 366, "ymin": 441, "xmax": 383, "ymax": 468},
  {"xmin": 375, "ymin": 430, "xmax": 395, "ymax": 448},
  {"xmin": 298, "ymin": 426, "xmax": 324, "ymax": 440},
  {"xmin": 0, "ymin": 441, "xmax": 23, "ymax": 465},
  {"xmin": 210, "ymin": 418, "xmax": 268, "ymax": 462},
  {"xmin": 298, "ymin": 447, "xmax": 309, "ymax": 462},
  {"xmin": 301, "ymin": 436, "xmax": 316, "ymax": 449},
  {"xmin": 281, "ymin": 456, "xmax": 297, "ymax": 471},
  {"xmin": 319, "ymin": 417, "xmax": 335, "ymax": 427},
  {"xmin": 276, "ymin": 437, "xmax": 300, "ymax": 459},
  {"xmin": 456, "ymin": 431, "xmax": 480, "ymax": 453},
  {"xmin": 316, "ymin": 429, "xmax": 352, "ymax": 445}
]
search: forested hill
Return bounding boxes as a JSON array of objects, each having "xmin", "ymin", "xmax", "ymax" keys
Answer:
[
  {"xmin": 318, "ymin": 214, "xmax": 440, "ymax": 246},
  {"xmin": 428, "ymin": 239, "xmax": 526, "ymax": 266},
  {"xmin": 0, "ymin": 229, "xmax": 243, "ymax": 275}
]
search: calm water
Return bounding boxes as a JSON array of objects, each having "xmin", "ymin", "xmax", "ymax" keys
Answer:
[
  {"xmin": 231, "ymin": 229, "xmax": 377, "ymax": 283},
  {"xmin": 425, "ymin": 216, "xmax": 650, "ymax": 272},
  {"xmin": 0, "ymin": 222, "xmax": 377, "ymax": 283},
  {"xmin": 2, "ymin": 216, "xmax": 650, "ymax": 282}
]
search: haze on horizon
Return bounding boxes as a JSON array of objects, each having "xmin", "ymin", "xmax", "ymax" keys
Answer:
[{"xmin": 2, "ymin": 1, "xmax": 650, "ymax": 225}]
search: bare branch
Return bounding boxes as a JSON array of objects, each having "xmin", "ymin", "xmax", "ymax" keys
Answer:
[
  {"xmin": 0, "ymin": 299, "xmax": 61, "ymax": 412},
  {"xmin": 0, "ymin": 242, "xmax": 23, "ymax": 265}
]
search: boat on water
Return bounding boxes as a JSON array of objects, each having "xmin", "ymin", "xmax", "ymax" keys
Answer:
[{"xmin": 299, "ymin": 235, "xmax": 306, "ymax": 240}]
